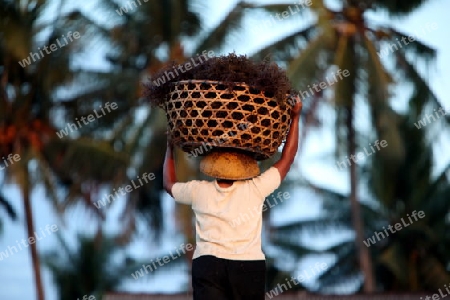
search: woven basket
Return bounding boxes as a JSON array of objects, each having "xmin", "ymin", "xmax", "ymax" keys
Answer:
[{"xmin": 164, "ymin": 80, "xmax": 292, "ymax": 160}]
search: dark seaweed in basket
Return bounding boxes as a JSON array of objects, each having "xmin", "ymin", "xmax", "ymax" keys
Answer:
[{"xmin": 144, "ymin": 53, "xmax": 294, "ymax": 107}]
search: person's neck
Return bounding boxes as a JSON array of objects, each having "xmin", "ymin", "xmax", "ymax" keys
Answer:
[{"xmin": 216, "ymin": 179, "xmax": 235, "ymax": 188}]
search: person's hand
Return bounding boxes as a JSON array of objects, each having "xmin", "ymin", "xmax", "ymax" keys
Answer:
[{"xmin": 290, "ymin": 95, "xmax": 302, "ymax": 117}]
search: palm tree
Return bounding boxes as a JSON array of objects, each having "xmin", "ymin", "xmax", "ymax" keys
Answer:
[
  {"xmin": 1, "ymin": 0, "xmax": 255, "ymax": 297},
  {"xmin": 268, "ymin": 108, "xmax": 450, "ymax": 292},
  {"xmin": 242, "ymin": 0, "xmax": 448, "ymax": 292},
  {"xmin": 55, "ymin": 0, "xmax": 448, "ymax": 295},
  {"xmin": 44, "ymin": 226, "xmax": 196, "ymax": 299},
  {"xmin": 43, "ymin": 230, "xmax": 134, "ymax": 300},
  {"xmin": 93, "ymin": 0, "xmax": 256, "ymax": 255},
  {"xmin": 89, "ymin": 0, "xmax": 203, "ymax": 251},
  {"xmin": 367, "ymin": 110, "xmax": 450, "ymax": 291},
  {"xmin": 0, "ymin": 1, "xmax": 130, "ymax": 299}
]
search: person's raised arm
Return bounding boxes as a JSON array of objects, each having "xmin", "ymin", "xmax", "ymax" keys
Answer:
[
  {"xmin": 273, "ymin": 96, "xmax": 302, "ymax": 181},
  {"xmin": 163, "ymin": 141, "xmax": 177, "ymax": 197}
]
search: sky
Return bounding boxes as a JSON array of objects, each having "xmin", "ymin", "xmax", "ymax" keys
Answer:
[{"xmin": 0, "ymin": 0, "xmax": 449, "ymax": 299}]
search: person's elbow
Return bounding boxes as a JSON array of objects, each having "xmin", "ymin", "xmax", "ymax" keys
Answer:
[{"xmin": 273, "ymin": 158, "xmax": 294, "ymax": 181}]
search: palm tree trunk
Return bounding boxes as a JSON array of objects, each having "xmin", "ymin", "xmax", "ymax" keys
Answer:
[
  {"xmin": 22, "ymin": 169, "xmax": 45, "ymax": 300},
  {"xmin": 346, "ymin": 104, "xmax": 375, "ymax": 292}
]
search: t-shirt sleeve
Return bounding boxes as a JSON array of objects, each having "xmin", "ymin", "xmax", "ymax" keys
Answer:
[
  {"xmin": 171, "ymin": 181, "xmax": 200, "ymax": 205},
  {"xmin": 251, "ymin": 167, "xmax": 281, "ymax": 198}
]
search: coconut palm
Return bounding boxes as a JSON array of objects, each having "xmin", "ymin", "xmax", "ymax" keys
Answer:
[
  {"xmin": 240, "ymin": 0, "xmax": 449, "ymax": 292},
  {"xmin": 367, "ymin": 110, "xmax": 450, "ymax": 291},
  {"xmin": 0, "ymin": 1, "xmax": 130, "ymax": 299},
  {"xmin": 1, "ymin": 0, "xmax": 271, "ymax": 297},
  {"xmin": 48, "ymin": 0, "xmax": 448, "ymax": 295},
  {"xmin": 268, "ymin": 107, "xmax": 450, "ymax": 292},
  {"xmin": 89, "ymin": 0, "xmax": 450, "ymax": 294},
  {"xmin": 89, "ymin": 0, "xmax": 203, "ymax": 250},
  {"xmin": 43, "ymin": 226, "xmax": 196, "ymax": 299},
  {"xmin": 93, "ymin": 0, "xmax": 258, "ymax": 251}
]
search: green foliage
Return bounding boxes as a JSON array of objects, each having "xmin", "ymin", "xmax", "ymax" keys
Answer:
[
  {"xmin": 2, "ymin": 0, "xmax": 448, "ymax": 297},
  {"xmin": 0, "ymin": 193, "xmax": 17, "ymax": 235},
  {"xmin": 43, "ymin": 231, "xmax": 133, "ymax": 300},
  {"xmin": 372, "ymin": 0, "xmax": 430, "ymax": 16},
  {"xmin": 247, "ymin": 0, "xmax": 447, "ymax": 293},
  {"xmin": 367, "ymin": 111, "xmax": 450, "ymax": 291}
]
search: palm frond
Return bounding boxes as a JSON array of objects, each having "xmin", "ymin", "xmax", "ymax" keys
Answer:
[
  {"xmin": 378, "ymin": 243, "xmax": 408, "ymax": 285},
  {"xmin": 363, "ymin": 34, "xmax": 393, "ymax": 106},
  {"xmin": 250, "ymin": 25, "xmax": 316, "ymax": 62},
  {"xmin": 127, "ymin": 250, "xmax": 188, "ymax": 280},
  {"xmin": 316, "ymin": 241, "xmax": 360, "ymax": 288},
  {"xmin": 419, "ymin": 255, "xmax": 450, "ymax": 290},
  {"xmin": 394, "ymin": 50, "xmax": 444, "ymax": 119},
  {"xmin": 363, "ymin": 35, "xmax": 405, "ymax": 167},
  {"xmin": 274, "ymin": 217, "xmax": 350, "ymax": 236},
  {"xmin": 422, "ymin": 162, "xmax": 450, "ymax": 223},
  {"xmin": 270, "ymin": 236, "xmax": 317, "ymax": 257},
  {"xmin": 44, "ymin": 138, "xmax": 128, "ymax": 183},
  {"xmin": 43, "ymin": 231, "xmax": 130, "ymax": 299},
  {"xmin": 194, "ymin": 1, "xmax": 248, "ymax": 52},
  {"xmin": 0, "ymin": 1, "xmax": 33, "ymax": 60},
  {"xmin": 32, "ymin": 149, "xmax": 62, "ymax": 215},
  {"xmin": 287, "ymin": 31, "xmax": 333, "ymax": 91},
  {"xmin": 246, "ymin": 3, "xmax": 310, "ymax": 15},
  {"xmin": 371, "ymin": 0, "xmax": 429, "ymax": 17},
  {"xmin": 389, "ymin": 28, "xmax": 436, "ymax": 63},
  {"xmin": 0, "ymin": 192, "xmax": 17, "ymax": 220}
]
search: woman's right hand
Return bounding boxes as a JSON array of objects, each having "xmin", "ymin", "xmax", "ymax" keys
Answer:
[{"xmin": 290, "ymin": 95, "xmax": 302, "ymax": 116}]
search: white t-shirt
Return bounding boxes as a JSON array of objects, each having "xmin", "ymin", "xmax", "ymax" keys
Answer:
[{"xmin": 172, "ymin": 167, "xmax": 281, "ymax": 260}]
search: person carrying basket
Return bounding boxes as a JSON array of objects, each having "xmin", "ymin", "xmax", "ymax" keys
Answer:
[{"xmin": 163, "ymin": 97, "xmax": 302, "ymax": 300}]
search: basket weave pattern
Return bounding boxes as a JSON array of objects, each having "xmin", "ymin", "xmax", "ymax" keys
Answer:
[{"xmin": 164, "ymin": 80, "xmax": 291, "ymax": 160}]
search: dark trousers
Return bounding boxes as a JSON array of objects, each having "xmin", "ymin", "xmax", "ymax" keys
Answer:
[{"xmin": 192, "ymin": 255, "xmax": 265, "ymax": 300}]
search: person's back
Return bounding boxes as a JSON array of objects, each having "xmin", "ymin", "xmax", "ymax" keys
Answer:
[
  {"xmin": 163, "ymin": 99, "xmax": 302, "ymax": 299},
  {"xmin": 172, "ymin": 167, "xmax": 280, "ymax": 261}
]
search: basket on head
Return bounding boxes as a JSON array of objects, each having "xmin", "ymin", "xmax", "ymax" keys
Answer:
[{"xmin": 164, "ymin": 80, "xmax": 292, "ymax": 160}]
